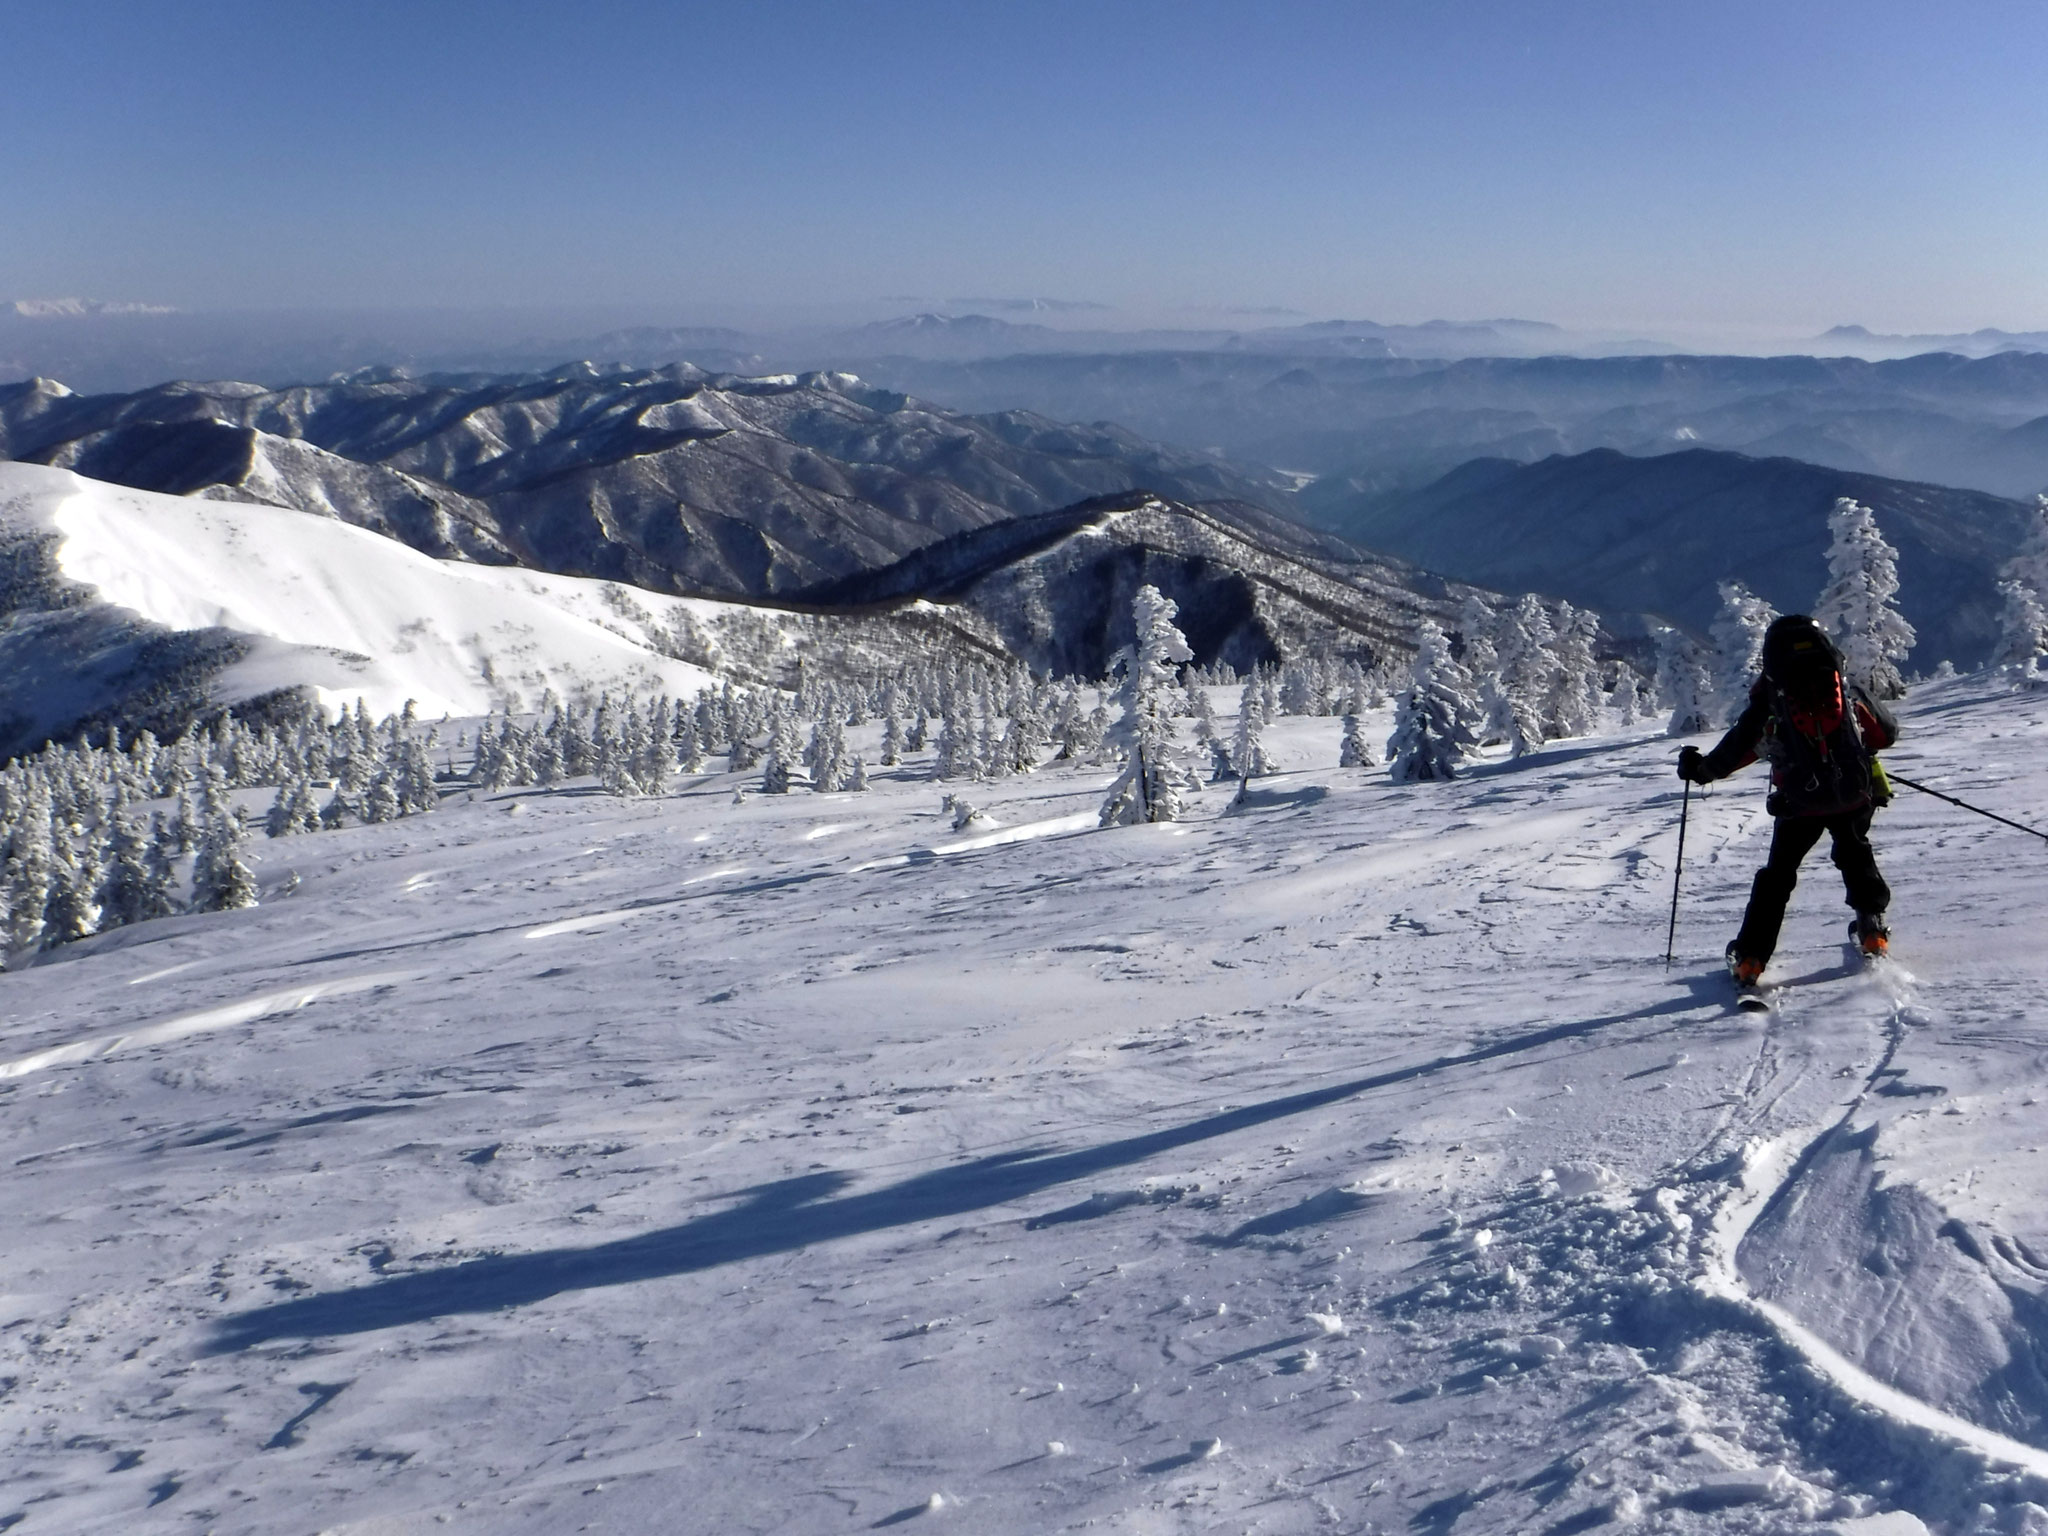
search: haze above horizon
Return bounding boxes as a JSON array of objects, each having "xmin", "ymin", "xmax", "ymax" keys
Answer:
[{"xmin": 5, "ymin": 0, "xmax": 2043, "ymax": 340}]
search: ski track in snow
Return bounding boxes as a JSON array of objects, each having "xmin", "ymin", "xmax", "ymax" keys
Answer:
[{"xmin": 5, "ymin": 678, "xmax": 2048, "ymax": 1534}]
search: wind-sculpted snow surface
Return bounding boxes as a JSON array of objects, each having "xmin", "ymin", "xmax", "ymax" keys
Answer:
[{"xmin": 5, "ymin": 680, "xmax": 2048, "ymax": 1533}]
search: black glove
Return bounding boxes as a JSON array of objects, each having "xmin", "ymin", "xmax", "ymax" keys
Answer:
[{"xmin": 1677, "ymin": 746, "xmax": 1709, "ymax": 784}]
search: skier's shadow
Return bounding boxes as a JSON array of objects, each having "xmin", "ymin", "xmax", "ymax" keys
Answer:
[{"xmin": 207, "ymin": 988, "xmax": 1709, "ymax": 1353}]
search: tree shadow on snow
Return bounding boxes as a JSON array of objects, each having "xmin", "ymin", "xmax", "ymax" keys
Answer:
[{"xmin": 208, "ymin": 988, "xmax": 1714, "ymax": 1353}]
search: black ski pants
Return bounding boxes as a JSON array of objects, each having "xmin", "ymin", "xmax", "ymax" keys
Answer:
[{"xmin": 1732, "ymin": 807, "xmax": 1889, "ymax": 965}]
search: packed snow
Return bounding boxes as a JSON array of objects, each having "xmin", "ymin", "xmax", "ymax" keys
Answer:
[{"xmin": 6, "ymin": 672, "xmax": 2048, "ymax": 1534}]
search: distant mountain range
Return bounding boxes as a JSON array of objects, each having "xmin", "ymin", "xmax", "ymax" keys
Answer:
[
  {"xmin": 0, "ymin": 305, "xmax": 1674, "ymax": 396},
  {"xmin": 8, "ymin": 298, "xmax": 180, "ymax": 318},
  {"xmin": 0, "ymin": 366, "xmax": 1293, "ymax": 599},
  {"xmin": 1820, "ymin": 324, "xmax": 2048, "ymax": 360},
  {"xmin": 860, "ymin": 350, "xmax": 2048, "ymax": 504},
  {"xmin": 1322, "ymin": 447, "xmax": 2036, "ymax": 670}
]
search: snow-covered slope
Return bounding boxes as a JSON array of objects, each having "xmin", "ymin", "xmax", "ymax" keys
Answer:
[
  {"xmin": 6, "ymin": 677, "xmax": 2048, "ymax": 1533},
  {"xmin": 0, "ymin": 463, "xmax": 726, "ymax": 740}
]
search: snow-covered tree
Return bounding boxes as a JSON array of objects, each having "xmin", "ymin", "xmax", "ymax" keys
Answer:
[
  {"xmin": 932, "ymin": 713, "xmax": 966, "ymax": 781},
  {"xmin": 1006, "ymin": 705, "xmax": 1047, "ymax": 773},
  {"xmin": 880, "ymin": 711, "xmax": 903, "ymax": 767},
  {"xmin": 1100, "ymin": 585, "xmax": 1199, "ymax": 826},
  {"xmin": 1992, "ymin": 495, "xmax": 2048, "ymax": 679},
  {"xmin": 1386, "ymin": 619, "xmax": 1482, "ymax": 782},
  {"xmin": 3, "ymin": 776, "xmax": 56, "ymax": 955},
  {"xmin": 1655, "ymin": 627, "xmax": 1716, "ymax": 736},
  {"xmin": 44, "ymin": 835, "xmax": 102, "ymax": 947},
  {"xmin": 100, "ymin": 808, "xmax": 174, "ymax": 928},
  {"xmin": 806, "ymin": 715, "xmax": 850, "ymax": 793},
  {"xmin": 1543, "ymin": 603, "xmax": 1603, "ymax": 740},
  {"xmin": 1611, "ymin": 666, "xmax": 1650, "ymax": 726},
  {"xmin": 190, "ymin": 808, "xmax": 258, "ymax": 914},
  {"xmin": 1457, "ymin": 592, "xmax": 1499, "ymax": 677},
  {"xmin": 1484, "ymin": 595, "xmax": 1556, "ymax": 755},
  {"xmin": 1994, "ymin": 577, "xmax": 2048, "ymax": 680},
  {"xmin": 633, "ymin": 708, "xmax": 678, "ymax": 795},
  {"xmin": 363, "ymin": 770, "xmax": 402, "ymax": 823},
  {"xmin": 1230, "ymin": 671, "xmax": 1276, "ymax": 780},
  {"xmin": 760, "ymin": 705, "xmax": 805, "ymax": 794},
  {"xmin": 265, "ymin": 772, "xmax": 323, "ymax": 838},
  {"xmin": 1813, "ymin": 497, "xmax": 1915, "ymax": 698},
  {"xmin": 1709, "ymin": 580, "xmax": 1778, "ymax": 723},
  {"xmin": 394, "ymin": 734, "xmax": 440, "ymax": 813},
  {"xmin": 1339, "ymin": 710, "xmax": 1378, "ymax": 768}
]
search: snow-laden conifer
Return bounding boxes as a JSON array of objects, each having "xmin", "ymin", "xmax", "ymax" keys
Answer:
[
  {"xmin": 266, "ymin": 772, "xmax": 323, "ymax": 838},
  {"xmin": 1612, "ymin": 667, "xmax": 1649, "ymax": 726},
  {"xmin": 190, "ymin": 807, "xmax": 258, "ymax": 914},
  {"xmin": 1386, "ymin": 619, "xmax": 1482, "ymax": 782},
  {"xmin": 100, "ymin": 807, "xmax": 169, "ymax": 928},
  {"xmin": 932, "ymin": 714, "xmax": 965, "ymax": 780},
  {"xmin": 1544, "ymin": 603, "xmax": 1603, "ymax": 740},
  {"xmin": 169, "ymin": 786, "xmax": 201, "ymax": 854},
  {"xmin": 1485, "ymin": 595, "xmax": 1556, "ymax": 755},
  {"xmin": 761, "ymin": 705, "xmax": 805, "ymax": 794},
  {"xmin": 1185, "ymin": 677, "xmax": 1218, "ymax": 749},
  {"xmin": 1339, "ymin": 711, "xmax": 1379, "ymax": 768},
  {"xmin": 1006, "ymin": 707, "xmax": 1046, "ymax": 773},
  {"xmin": 144, "ymin": 812, "xmax": 182, "ymax": 910},
  {"xmin": 395, "ymin": 733, "xmax": 440, "ymax": 812},
  {"xmin": 1992, "ymin": 495, "xmax": 2048, "ymax": 679},
  {"xmin": 807, "ymin": 714, "xmax": 850, "ymax": 792},
  {"xmin": 1230, "ymin": 671, "xmax": 1276, "ymax": 779},
  {"xmin": 1994, "ymin": 578, "xmax": 2048, "ymax": 680},
  {"xmin": 847, "ymin": 755, "xmax": 870, "ymax": 792},
  {"xmin": 880, "ymin": 711, "xmax": 903, "ymax": 766},
  {"xmin": 1813, "ymin": 497, "xmax": 1914, "ymax": 698},
  {"xmin": 1099, "ymin": 585, "xmax": 1198, "ymax": 827},
  {"xmin": 363, "ymin": 770, "xmax": 402, "ymax": 823},
  {"xmin": 1655, "ymin": 627, "xmax": 1716, "ymax": 736},
  {"xmin": 633, "ymin": 709, "xmax": 678, "ymax": 795},
  {"xmin": 1457, "ymin": 592, "xmax": 1499, "ymax": 677},
  {"xmin": 1708, "ymin": 580, "xmax": 1778, "ymax": 723},
  {"xmin": 2, "ymin": 775, "xmax": 55, "ymax": 956},
  {"xmin": 44, "ymin": 835, "xmax": 102, "ymax": 947}
]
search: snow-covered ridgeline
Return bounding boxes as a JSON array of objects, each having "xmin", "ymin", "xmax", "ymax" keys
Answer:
[{"xmin": 3, "ymin": 462, "xmax": 721, "ymax": 721}]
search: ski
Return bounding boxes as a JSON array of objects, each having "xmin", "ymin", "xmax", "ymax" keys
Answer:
[{"xmin": 1735, "ymin": 982, "xmax": 1777, "ymax": 1013}]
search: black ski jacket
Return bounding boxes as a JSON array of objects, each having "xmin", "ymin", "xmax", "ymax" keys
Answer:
[{"xmin": 1696, "ymin": 676, "xmax": 1900, "ymax": 817}]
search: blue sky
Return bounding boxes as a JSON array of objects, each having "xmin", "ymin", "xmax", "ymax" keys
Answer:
[{"xmin": 4, "ymin": 0, "xmax": 2043, "ymax": 333}]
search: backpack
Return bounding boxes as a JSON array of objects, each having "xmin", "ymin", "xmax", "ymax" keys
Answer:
[{"xmin": 1757, "ymin": 615, "xmax": 1892, "ymax": 816}]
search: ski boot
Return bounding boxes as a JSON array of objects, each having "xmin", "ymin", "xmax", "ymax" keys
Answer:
[
  {"xmin": 1850, "ymin": 912, "xmax": 1890, "ymax": 960},
  {"xmin": 1725, "ymin": 941, "xmax": 1765, "ymax": 988}
]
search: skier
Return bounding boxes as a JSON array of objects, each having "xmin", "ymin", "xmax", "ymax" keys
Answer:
[{"xmin": 1676, "ymin": 614, "xmax": 1899, "ymax": 986}]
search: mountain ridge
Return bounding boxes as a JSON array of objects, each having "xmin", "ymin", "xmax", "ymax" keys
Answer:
[
  {"xmin": 0, "ymin": 366, "xmax": 1295, "ymax": 602},
  {"xmin": 1321, "ymin": 445, "xmax": 2034, "ymax": 668}
]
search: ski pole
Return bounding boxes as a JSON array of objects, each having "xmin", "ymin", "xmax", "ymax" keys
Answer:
[
  {"xmin": 1889, "ymin": 772, "xmax": 2048, "ymax": 845},
  {"xmin": 1665, "ymin": 778, "xmax": 1690, "ymax": 968}
]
